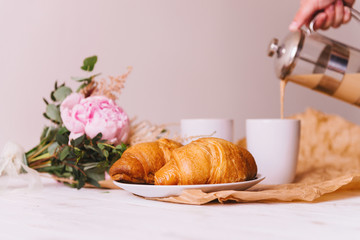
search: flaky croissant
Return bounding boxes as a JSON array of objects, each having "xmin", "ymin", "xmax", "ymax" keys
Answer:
[
  {"xmin": 109, "ymin": 138, "xmax": 182, "ymax": 184},
  {"xmin": 154, "ymin": 137, "xmax": 257, "ymax": 185}
]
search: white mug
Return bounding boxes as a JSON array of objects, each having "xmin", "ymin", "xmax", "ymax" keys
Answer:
[
  {"xmin": 246, "ymin": 119, "xmax": 300, "ymax": 185},
  {"xmin": 180, "ymin": 119, "xmax": 234, "ymax": 145}
]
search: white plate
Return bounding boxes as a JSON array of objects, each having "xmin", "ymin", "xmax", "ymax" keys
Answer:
[{"xmin": 113, "ymin": 174, "xmax": 265, "ymax": 198}]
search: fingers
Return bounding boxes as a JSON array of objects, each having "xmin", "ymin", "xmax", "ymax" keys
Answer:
[
  {"xmin": 323, "ymin": 2, "xmax": 352, "ymax": 29},
  {"xmin": 313, "ymin": 12, "xmax": 327, "ymax": 30},
  {"xmin": 305, "ymin": 1, "xmax": 353, "ymax": 31},
  {"xmin": 290, "ymin": 0, "xmax": 355, "ymax": 31},
  {"xmin": 319, "ymin": 4, "xmax": 335, "ymax": 30},
  {"xmin": 289, "ymin": 1, "xmax": 317, "ymax": 31},
  {"xmin": 343, "ymin": 6, "xmax": 352, "ymax": 23},
  {"xmin": 333, "ymin": 0, "xmax": 344, "ymax": 28},
  {"xmin": 344, "ymin": 0, "xmax": 355, "ymax": 7}
]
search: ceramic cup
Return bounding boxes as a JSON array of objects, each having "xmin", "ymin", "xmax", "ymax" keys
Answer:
[
  {"xmin": 180, "ymin": 119, "xmax": 234, "ymax": 145},
  {"xmin": 246, "ymin": 119, "xmax": 300, "ymax": 185}
]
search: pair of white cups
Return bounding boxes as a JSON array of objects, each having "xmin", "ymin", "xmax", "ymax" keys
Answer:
[{"xmin": 180, "ymin": 118, "xmax": 300, "ymax": 185}]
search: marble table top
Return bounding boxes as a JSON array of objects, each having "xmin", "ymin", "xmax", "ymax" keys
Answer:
[{"xmin": 0, "ymin": 177, "xmax": 359, "ymax": 240}]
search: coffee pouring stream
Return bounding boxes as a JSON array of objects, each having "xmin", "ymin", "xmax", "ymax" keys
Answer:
[{"xmin": 268, "ymin": 7, "xmax": 360, "ymax": 107}]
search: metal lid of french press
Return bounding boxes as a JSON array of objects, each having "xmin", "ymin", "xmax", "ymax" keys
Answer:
[
  {"xmin": 268, "ymin": 30, "xmax": 305, "ymax": 79},
  {"xmin": 268, "ymin": 6, "xmax": 360, "ymax": 80}
]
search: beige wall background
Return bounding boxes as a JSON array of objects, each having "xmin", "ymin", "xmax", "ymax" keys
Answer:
[{"xmin": 1, "ymin": 0, "xmax": 360, "ymax": 150}]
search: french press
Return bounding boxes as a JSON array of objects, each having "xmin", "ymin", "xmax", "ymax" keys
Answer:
[{"xmin": 268, "ymin": 8, "xmax": 360, "ymax": 106}]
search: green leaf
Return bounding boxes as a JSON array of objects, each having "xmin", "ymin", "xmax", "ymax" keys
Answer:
[
  {"xmin": 116, "ymin": 143, "xmax": 127, "ymax": 152},
  {"xmin": 76, "ymin": 83, "xmax": 88, "ymax": 92},
  {"xmin": 43, "ymin": 113, "xmax": 51, "ymax": 120},
  {"xmin": 86, "ymin": 178, "xmax": 101, "ymax": 188},
  {"xmin": 86, "ymin": 168, "xmax": 105, "ymax": 181},
  {"xmin": 40, "ymin": 126, "xmax": 58, "ymax": 142},
  {"xmin": 77, "ymin": 172, "xmax": 86, "ymax": 189},
  {"xmin": 71, "ymin": 134, "xmax": 85, "ymax": 147},
  {"xmin": 40, "ymin": 126, "xmax": 50, "ymax": 140},
  {"xmin": 37, "ymin": 165, "xmax": 64, "ymax": 173},
  {"xmin": 58, "ymin": 127, "xmax": 69, "ymax": 135},
  {"xmin": 50, "ymin": 89, "xmax": 57, "ymax": 101},
  {"xmin": 46, "ymin": 128, "xmax": 58, "ymax": 142},
  {"xmin": 85, "ymin": 167, "xmax": 105, "ymax": 187},
  {"xmin": 46, "ymin": 104, "xmax": 61, "ymax": 123},
  {"xmin": 73, "ymin": 147, "xmax": 83, "ymax": 158},
  {"xmin": 61, "ymin": 172, "xmax": 72, "ymax": 178},
  {"xmin": 59, "ymin": 146, "xmax": 70, "ymax": 160},
  {"xmin": 56, "ymin": 131, "xmax": 69, "ymax": 145},
  {"xmin": 71, "ymin": 76, "xmax": 91, "ymax": 83},
  {"xmin": 72, "ymin": 73, "xmax": 101, "ymax": 82},
  {"xmin": 48, "ymin": 142, "xmax": 59, "ymax": 155},
  {"xmin": 92, "ymin": 133, "xmax": 102, "ymax": 143},
  {"xmin": 74, "ymin": 73, "xmax": 101, "ymax": 93},
  {"xmin": 103, "ymin": 149, "xmax": 109, "ymax": 158},
  {"xmin": 97, "ymin": 143, "xmax": 105, "ymax": 150},
  {"xmin": 84, "ymin": 145, "xmax": 98, "ymax": 152},
  {"xmin": 53, "ymin": 86, "xmax": 72, "ymax": 102},
  {"xmin": 83, "ymin": 162, "xmax": 99, "ymax": 171},
  {"xmin": 81, "ymin": 56, "xmax": 97, "ymax": 72},
  {"xmin": 65, "ymin": 165, "xmax": 73, "ymax": 173}
]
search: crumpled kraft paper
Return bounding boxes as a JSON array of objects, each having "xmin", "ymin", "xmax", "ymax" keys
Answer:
[
  {"xmin": 101, "ymin": 108, "xmax": 360, "ymax": 204},
  {"xmin": 148, "ymin": 108, "xmax": 360, "ymax": 204}
]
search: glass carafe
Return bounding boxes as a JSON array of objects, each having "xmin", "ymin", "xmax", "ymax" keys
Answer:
[{"xmin": 268, "ymin": 9, "xmax": 360, "ymax": 106}]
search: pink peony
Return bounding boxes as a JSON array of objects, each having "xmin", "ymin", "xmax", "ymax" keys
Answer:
[{"xmin": 60, "ymin": 93, "xmax": 130, "ymax": 144}]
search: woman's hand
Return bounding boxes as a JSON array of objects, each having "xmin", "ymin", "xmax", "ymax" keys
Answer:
[{"xmin": 289, "ymin": 0, "xmax": 355, "ymax": 31}]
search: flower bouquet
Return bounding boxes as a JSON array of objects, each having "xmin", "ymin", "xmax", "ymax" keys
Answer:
[{"xmin": 18, "ymin": 56, "xmax": 167, "ymax": 189}]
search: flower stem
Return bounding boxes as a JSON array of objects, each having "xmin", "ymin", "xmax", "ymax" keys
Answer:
[
  {"xmin": 31, "ymin": 160, "xmax": 51, "ymax": 169},
  {"xmin": 27, "ymin": 141, "xmax": 54, "ymax": 162},
  {"xmin": 102, "ymin": 143, "xmax": 115, "ymax": 149}
]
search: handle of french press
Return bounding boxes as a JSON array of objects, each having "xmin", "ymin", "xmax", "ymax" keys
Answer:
[{"xmin": 307, "ymin": 6, "xmax": 360, "ymax": 33}]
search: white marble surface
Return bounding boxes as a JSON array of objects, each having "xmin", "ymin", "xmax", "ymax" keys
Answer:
[{"xmin": 0, "ymin": 177, "xmax": 360, "ymax": 240}]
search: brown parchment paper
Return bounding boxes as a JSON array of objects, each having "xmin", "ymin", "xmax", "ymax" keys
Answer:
[
  {"xmin": 149, "ymin": 108, "xmax": 360, "ymax": 204},
  {"xmin": 101, "ymin": 108, "xmax": 360, "ymax": 204}
]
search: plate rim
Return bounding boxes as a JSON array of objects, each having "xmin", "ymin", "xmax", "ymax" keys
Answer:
[{"xmin": 113, "ymin": 174, "xmax": 265, "ymax": 188}]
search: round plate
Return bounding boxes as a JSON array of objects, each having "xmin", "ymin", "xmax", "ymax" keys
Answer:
[{"xmin": 113, "ymin": 174, "xmax": 265, "ymax": 198}]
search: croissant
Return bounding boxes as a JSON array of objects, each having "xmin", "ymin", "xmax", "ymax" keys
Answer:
[
  {"xmin": 154, "ymin": 137, "xmax": 257, "ymax": 185},
  {"xmin": 109, "ymin": 138, "xmax": 182, "ymax": 184}
]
